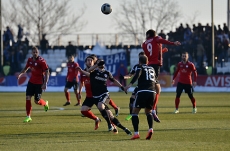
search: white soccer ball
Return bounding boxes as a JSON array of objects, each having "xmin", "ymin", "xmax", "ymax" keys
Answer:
[{"xmin": 101, "ymin": 3, "xmax": 112, "ymax": 15}]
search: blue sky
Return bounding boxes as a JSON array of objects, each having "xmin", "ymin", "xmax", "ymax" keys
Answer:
[{"xmin": 71, "ymin": 0, "xmax": 228, "ymax": 33}]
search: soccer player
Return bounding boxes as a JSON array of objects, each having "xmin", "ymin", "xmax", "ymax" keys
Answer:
[
  {"xmin": 142, "ymin": 29, "xmax": 181, "ymax": 122},
  {"xmin": 85, "ymin": 54, "xmax": 120, "ymax": 116},
  {"xmin": 121, "ymin": 51, "xmax": 145, "ymax": 121},
  {"xmin": 124, "ymin": 55, "xmax": 157, "ymax": 140},
  {"xmin": 17, "ymin": 46, "xmax": 49, "ymax": 122},
  {"xmin": 79, "ymin": 56, "xmax": 102, "ymax": 130},
  {"xmin": 172, "ymin": 52, "xmax": 197, "ymax": 113},
  {"xmin": 77, "ymin": 59, "xmax": 132, "ymax": 135},
  {"xmin": 63, "ymin": 55, "xmax": 81, "ymax": 106}
]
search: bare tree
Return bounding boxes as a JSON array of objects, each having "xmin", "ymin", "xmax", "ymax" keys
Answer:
[
  {"xmin": 114, "ymin": 0, "xmax": 182, "ymax": 44},
  {"xmin": 2, "ymin": 0, "xmax": 87, "ymax": 45}
]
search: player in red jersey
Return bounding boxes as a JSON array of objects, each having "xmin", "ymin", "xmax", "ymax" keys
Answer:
[
  {"xmin": 63, "ymin": 55, "xmax": 81, "ymax": 106},
  {"xmin": 17, "ymin": 46, "xmax": 49, "ymax": 123},
  {"xmin": 172, "ymin": 52, "xmax": 197, "ymax": 113},
  {"xmin": 142, "ymin": 29, "xmax": 181, "ymax": 122},
  {"xmin": 84, "ymin": 54, "xmax": 120, "ymax": 117},
  {"xmin": 79, "ymin": 56, "xmax": 101, "ymax": 130}
]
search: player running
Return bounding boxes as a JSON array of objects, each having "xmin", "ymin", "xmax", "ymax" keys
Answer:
[
  {"xmin": 63, "ymin": 55, "xmax": 81, "ymax": 106},
  {"xmin": 121, "ymin": 51, "xmax": 145, "ymax": 121},
  {"xmin": 142, "ymin": 29, "xmax": 181, "ymax": 122},
  {"xmin": 79, "ymin": 56, "xmax": 102, "ymax": 130},
  {"xmin": 124, "ymin": 55, "xmax": 157, "ymax": 140},
  {"xmin": 85, "ymin": 54, "xmax": 120, "ymax": 117},
  {"xmin": 77, "ymin": 59, "xmax": 132, "ymax": 135},
  {"xmin": 172, "ymin": 52, "xmax": 197, "ymax": 114},
  {"xmin": 17, "ymin": 46, "xmax": 49, "ymax": 122}
]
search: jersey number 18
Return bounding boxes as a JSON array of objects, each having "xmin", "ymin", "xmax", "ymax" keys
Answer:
[{"xmin": 144, "ymin": 68, "xmax": 155, "ymax": 81}]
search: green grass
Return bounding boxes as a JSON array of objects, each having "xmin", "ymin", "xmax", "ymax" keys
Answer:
[{"xmin": 0, "ymin": 92, "xmax": 230, "ymax": 151}]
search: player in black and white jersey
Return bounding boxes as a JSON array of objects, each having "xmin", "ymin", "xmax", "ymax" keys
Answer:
[
  {"xmin": 77, "ymin": 59, "xmax": 132, "ymax": 135},
  {"xmin": 124, "ymin": 55, "xmax": 156, "ymax": 140},
  {"xmin": 120, "ymin": 51, "xmax": 145, "ymax": 121}
]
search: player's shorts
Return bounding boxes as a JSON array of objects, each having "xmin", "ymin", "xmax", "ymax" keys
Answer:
[
  {"xmin": 133, "ymin": 91, "xmax": 156, "ymax": 109},
  {"xmin": 132, "ymin": 87, "xmax": 138, "ymax": 96},
  {"xmin": 65, "ymin": 81, "xmax": 79, "ymax": 90},
  {"xmin": 148, "ymin": 64, "xmax": 160, "ymax": 84},
  {"xmin": 93, "ymin": 92, "xmax": 110, "ymax": 110},
  {"xmin": 176, "ymin": 82, "xmax": 194, "ymax": 94},
  {"xmin": 26, "ymin": 82, "xmax": 43, "ymax": 101},
  {"xmin": 82, "ymin": 97, "xmax": 98, "ymax": 108}
]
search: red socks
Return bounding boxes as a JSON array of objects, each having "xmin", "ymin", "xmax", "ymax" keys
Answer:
[
  {"xmin": 38, "ymin": 99, "xmax": 46, "ymax": 106},
  {"xmin": 26, "ymin": 100, "xmax": 32, "ymax": 116},
  {"xmin": 109, "ymin": 99, "xmax": 118, "ymax": 110},
  {"xmin": 190, "ymin": 97, "xmax": 196, "ymax": 108},
  {"xmin": 81, "ymin": 110, "xmax": 97, "ymax": 120},
  {"xmin": 175, "ymin": 97, "xmax": 180, "ymax": 109},
  {"xmin": 153, "ymin": 93, "xmax": 160, "ymax": 110},
  {"xmin": 65, "ymin": 91, "xmax": 70, "ymax": 102}
]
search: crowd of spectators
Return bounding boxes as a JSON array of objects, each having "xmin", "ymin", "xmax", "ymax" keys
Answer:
[
  {"xmin": 161, "ymin": 23, "xmax": 229, "ymax": 75},
  {"xmin": 1, "ymin": 23, "xmax": 230, "ymax": 76}
]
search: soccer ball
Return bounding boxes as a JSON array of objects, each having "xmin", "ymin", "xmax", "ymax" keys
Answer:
[{"xmin": 101, "ymin": 3, "xmax": 112, "ymax": 15}]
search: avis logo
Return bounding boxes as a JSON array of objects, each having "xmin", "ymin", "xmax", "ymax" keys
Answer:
[
  {"xmin": 17, "ymin": 75, "xmax": 29, "ymax": 86},
  {"xmin": 0, "ymin": 77, "xmax": 6, "ymax": 84}
]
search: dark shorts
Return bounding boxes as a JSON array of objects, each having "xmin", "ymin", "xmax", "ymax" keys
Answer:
[
  {"xmin": 93, "ymin": 92, "xmax": 110, "ymax": 110},
  {"xmin": 82, "ymin": 97, "xmax": 98, "ymax": 108},
  {"xmin": 132, "ymin": 87, "xmax": 138, "ymax": 96},
  {"xmin": 176, "ymin": 82, "xmax": 194, "ymax": 94},
  {"xmin": 148, "ymin": 64, "xmax": 160, "ymax": 83},
  {"xmin": 133, "ymin": 91, "xmax": 156, "ymax": 109},
  {"xmin": 26, "ymin": 82, "xmax": 42, "ymax": 101},
  {"xmin": 65, "ymin": 81, "xmax": 79, "ymax": 90}
]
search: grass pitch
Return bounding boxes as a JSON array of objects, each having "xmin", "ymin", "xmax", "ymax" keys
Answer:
[{"xmin": 0, "ymin": 92, "xmax": 230, "ymax": 151}]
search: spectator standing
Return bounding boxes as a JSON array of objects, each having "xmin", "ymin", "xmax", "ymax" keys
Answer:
[
  {"xmin": 66, "ymin": 41, "xmax": 76, "ymax": 58},
  {"xmin": 117, "ymin": 63, "xmax": 128, "ymax": 87},
  {"xmin": 40, "ymin": 34, "xmax": 49, "ymax": 54}
]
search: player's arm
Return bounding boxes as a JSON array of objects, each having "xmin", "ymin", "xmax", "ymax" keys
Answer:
[
  {"xmin": 77, "ymin": 67, "xmax": 90, "ymax": 77},
  {"xmin": 123, "ymin": 73, "xmax": 134, "ymax": 79},
  {"xmin": 172, "ymin": 64, "xmax": 180, "ymax": 85},
  {"xmin": 42, "ymin": 61, "xmax": 50, "ymax": 91},
  {"xmin": 43, "ymin": 69, "xmax": 50, "ymax": 85},
  {"xmin": 192, "ymin": 65, "xmax": 198, "ymax": 87},
  {"xmin": 124, "ymin": 68, "xmax": 142, "ymax": 91},
  {"xmin": 108, "ymin": 72, "xmax": 127, "ymax": 94},
  {"xmin": 156, "ymin": 37, "xmax": 181, "ymax": 46}
]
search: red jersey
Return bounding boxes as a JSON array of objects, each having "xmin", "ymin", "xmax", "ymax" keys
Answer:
[
  {"xmin": 66, "ymin": 62, "xmax": 79, "ymax": 82},
  {"xmin": 80, "ymin": 70, "xmax": 92, "ymax": 97},
  {"xmin": 25, "ymin": 56, "xmax": 48, "ymax": 84},
  {"xmin": 142, "ymin": 36, "xmax": 174, "ymax": 66},
  {"xmin": 173, "ymin": 61, "xmax": 197, "ymax": 84}
]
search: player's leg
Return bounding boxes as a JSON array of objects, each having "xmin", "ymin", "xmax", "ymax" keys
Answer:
[
  {"xmin": 96, "ymin": 93, "xmax": 114, "ymax": 131},
  {"xmin": 24, "ymin": 82, "xmax": 34, "ymax": 122},
  {"xmin": 131, "ymin": 92, "xmax": 144, "ymax": 140},
  {"xmin": 34, "ymin": 84, "xmax": 49, "ymax": 111},
  {"xmin": 145, "ymin": 92, "xmax": 155, "ymax": 140},
  {"xmin": 108, "ymin": 98, "xmax": 120, "ymax": 117},
  {"xmin": 185, "ymin": 85, "xmax": 197, "ymax": 113},
  {"xmin": 81, "ymin": 97, "xmax": 101, "ymax": 130},
  {"xmin": 106, "ymin": 110, "xmax": 132, "ymax": 135},
  {"xmin": 73, "ymin": 81, "xmax": 81, "ymax": 106},
  {"xmin": 151, "ymin": 65, "xmax": 160, "ymax": 120},
  {"xmin": 174, "ymin": 82, "xmax": 183, "ymax": 113},
  {"xmin": 125, "ymin": 87, "xmax": 137, "ymax": 120},
  {"xmin": 152, "ymin": 83, "xmax": 161, "ymax": 122},
  {"xmin": 63, "ymin": 82, "xmax": 72, "ymax": 106}
]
